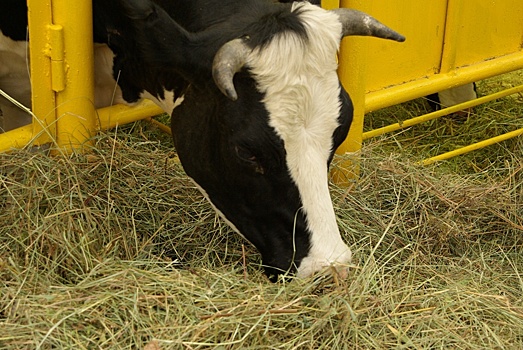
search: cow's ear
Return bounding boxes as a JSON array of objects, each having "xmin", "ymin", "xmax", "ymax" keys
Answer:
[
  {"xmin": 118, "ymin": 0, "xmax": 202, "ymax": 75},
  {"xmin": 212, "ymin": 38, "xmax": 251, "ymax": 101},
  {"xmin": 119, "ymin": 0, "xmax": 156, "ymax": 20}
]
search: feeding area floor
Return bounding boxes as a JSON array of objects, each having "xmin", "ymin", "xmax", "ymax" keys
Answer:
[{"xmin": 1, "ymin": 72, "xmax": 523, "ymax": 349}]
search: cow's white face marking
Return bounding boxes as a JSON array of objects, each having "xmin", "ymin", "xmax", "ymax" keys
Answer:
[
  {"xmin": 246, "ymin": 3, "xmax": 351, "ymax": 277},
  {"xmin": 140, "ymin": 90, "xmax": 184, "ymax": 115}
]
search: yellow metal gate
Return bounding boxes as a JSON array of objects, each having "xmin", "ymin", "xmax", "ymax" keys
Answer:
[
  {"xmin": 333, "ymin": 0, "xmax": 523, "ymax": 172},
  {"xmin": 0, "ymin": 0, "xmax": 163, "ymax": 153},
  {"xmin": 1, "ymin": 0, "xmax": 522, "ymax": 171}
]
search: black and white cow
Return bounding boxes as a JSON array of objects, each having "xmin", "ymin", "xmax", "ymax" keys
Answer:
[{"xmin": 0, "ymin": 0, "xmax": 404, "ymax": 280}]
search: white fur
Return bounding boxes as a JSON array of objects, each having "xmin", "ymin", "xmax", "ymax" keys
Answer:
[
  {"xmin": 438, "ymin": 83, "xmax": 477, "ymax": 107},
  {"xmin": 140, "ymin": 90, "xmax": 184, "ymax": 116},
  {"xmin": 246, "ymin": 3, "xmax": 351, "ymax": 277}
]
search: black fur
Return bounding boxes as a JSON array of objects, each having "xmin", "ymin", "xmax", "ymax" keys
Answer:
[
  {"xmin": 0, "ymin": 0, "xmax": 28, "ymax": 41},
  {"xmin": 103, "ymin": 0, "xmax": 352, "ymax": 278},
  {"xmin": 1, "ymin": 0, "xmax": 353, "ymax": 280}
]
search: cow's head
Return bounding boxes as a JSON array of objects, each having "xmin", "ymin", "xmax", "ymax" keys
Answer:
[{"xmin": 120, "ymin": 0, "xmax": 404, "ymax": 280}]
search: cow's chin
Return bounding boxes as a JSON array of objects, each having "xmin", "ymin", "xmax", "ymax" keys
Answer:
[{"xmin": 296, "ymin": 246, "xmax": 352, "ymax": 279}]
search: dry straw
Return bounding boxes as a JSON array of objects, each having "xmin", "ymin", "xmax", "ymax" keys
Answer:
[{"xmin": 1, "ymin": 72, "xmax": 522, "ymax": 349}]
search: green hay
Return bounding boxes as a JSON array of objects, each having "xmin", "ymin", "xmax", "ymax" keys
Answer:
[{"xmin": 1, "ymin": 73, "xmax": 522, "ymax": 349}]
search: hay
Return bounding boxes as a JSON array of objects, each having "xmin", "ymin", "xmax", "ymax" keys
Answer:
[{"xmin": 1, "ymin": 74, "xmax": 523, "ymax": 348}]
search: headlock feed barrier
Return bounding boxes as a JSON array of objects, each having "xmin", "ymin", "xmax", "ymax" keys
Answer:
[
  {"xmin": 0, "ymin": 0, "xmax": 522, "ymax": 180},
  {"xmin": 0, "ymin": 0, "xmax": 164, "ymax": 154}
]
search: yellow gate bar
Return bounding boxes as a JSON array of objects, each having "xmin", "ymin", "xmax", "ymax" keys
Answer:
[
  {"xmin": 423, "ymin": 127, "xmax": 523, "ymax": 165},
  {"xmin": 331, "ymin": 0, "xmax": 367, "ymax": 184},
  {"xmin": 364, "ymin": 52, "xmax": 523, "ymax": 113},
  {"xmin": 96, "ymin": 100, "xmax": 164, "ymax": 131},
  {"xmin": 27, "ymin": 0, "xmax": 56, "ymax": 145},
  {"xmin": 0, "ymin": 125, "xmax": 34, "ymax": 153},
  {"xmin": 439, "ymin": 0, "xmax": 464, "ymax": 74},
  {"xmin": 363, "ymin": 84, "xmax": 523, "ymax": 140}
]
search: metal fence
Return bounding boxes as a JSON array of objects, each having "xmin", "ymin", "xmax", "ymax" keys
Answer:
[
  {"xmin": 1, "ymin": 0, "xmax": 522, "ymax": 174},
  {"xmin": 332, "ymin": 0, "xmax": 523, "ymax": 177}
]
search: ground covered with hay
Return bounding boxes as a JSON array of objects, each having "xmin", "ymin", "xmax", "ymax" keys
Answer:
[{"xmin": 1, "ymin": 74, "xmax": 523, "ymax": 349}]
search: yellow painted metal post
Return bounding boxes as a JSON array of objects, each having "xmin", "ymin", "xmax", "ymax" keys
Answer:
[
  {"xmin": 27, "ymin": 0, "xmax": 56, "ymax": 145},
  {"xmin": 52, "ymin": 0, "xmax": 96, "ymax": 152},
  {"xmin": 440, "ymin": 0, "xmax": 463, "ymax": 75},
  {"xmin": 321, "ymin": 0, "xmax": 340, "ymax": 10},
  {"xmin": 331, "ymin": 0, "xmax": 367, "ymax": 184}
]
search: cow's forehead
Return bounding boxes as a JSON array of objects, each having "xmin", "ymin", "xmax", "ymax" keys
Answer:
[
  {"xmin": 246, "ymin": 3, "xmax": 342, "ymax": 133},
  {"xmin": 246, "ymin": 2, "xmax": 342, "ymax": 150},
  {"xmin": 247, "ymin": 3, "xmax": 342, "ymax": 88},
  {"xmin": 245, "ymin": 3, "xmax": 349, "ymax": 276}
]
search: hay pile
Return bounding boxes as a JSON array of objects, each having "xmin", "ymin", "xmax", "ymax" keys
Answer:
[
  {"xmin": 1, "ymin": 73, "xmax": 523, "ymax": 348},
  {"xmin": 0, "ymin": 127, "xmax": 521, "ymax": 349}
]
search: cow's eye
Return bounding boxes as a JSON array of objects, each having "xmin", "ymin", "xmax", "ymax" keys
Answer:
[
  {"xmin": 235, "ymin": 145, "xmax": 257, "ymax": 163},
  {"xmin": 235, "ymin": 146, "xmax": 264, "ymax": 175}
]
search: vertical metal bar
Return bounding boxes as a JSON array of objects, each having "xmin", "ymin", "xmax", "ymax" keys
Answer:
[
  {"xmin": 440, "ymin": 0, "xmax": 463, "ymax": 74},
  {"xmin": 27, "ymin": 0, "xmax": 56, "ymax": 145},
  {"xmin": 331, "ymin": 0, "xmax": 367, "ymax": 184},
  {"xmin": 52, "ymin": 0, "xmax": 96, "ymax": 153}
]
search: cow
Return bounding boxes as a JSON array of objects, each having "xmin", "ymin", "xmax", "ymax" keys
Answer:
[
  {"xmin": 426, "ymin": 83, "xmax": 478, "ymax": 119},
  {"xmin": 0, "ymin": 0, "xmax": 404, "ymax": 280}
]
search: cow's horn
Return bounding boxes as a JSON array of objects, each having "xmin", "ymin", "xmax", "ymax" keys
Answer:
[
  {"xmin": 212, "ymin": 38, "xmax": 251, "ymax": 101},
  {"xmin": 332, "ymin": 8, "xmax": 405, "ymax": 42}
]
